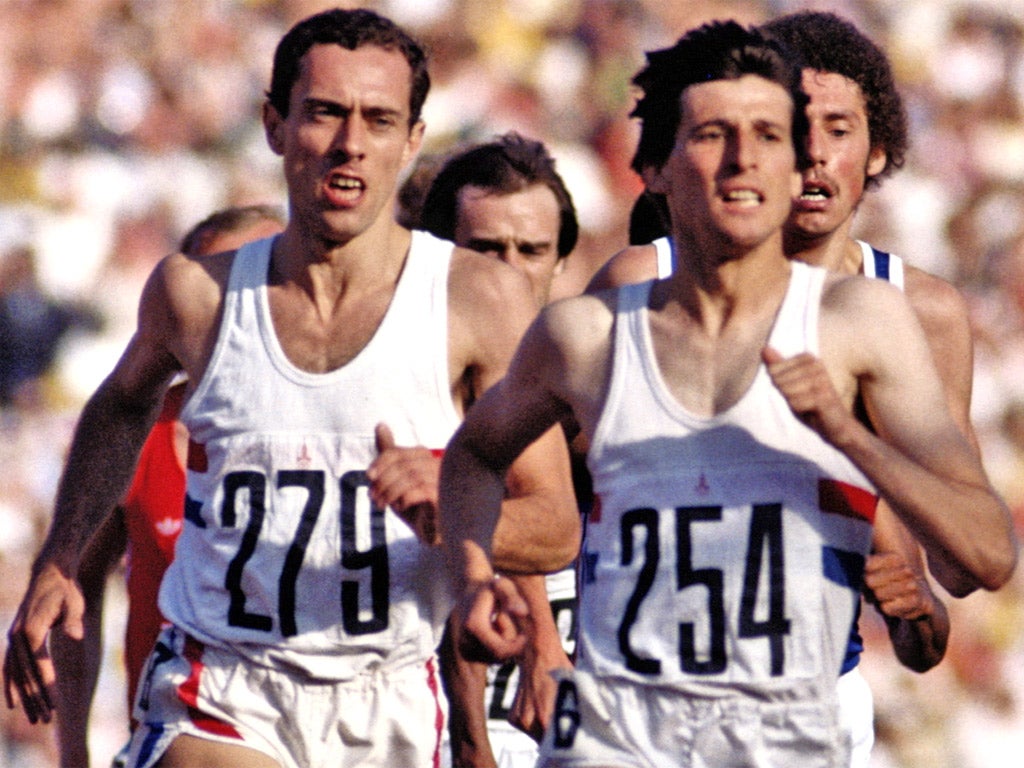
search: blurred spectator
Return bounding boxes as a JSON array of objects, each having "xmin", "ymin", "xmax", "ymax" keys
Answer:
[{"xmin": 0, "ymin": 244, "xmax": 101, "ymax": 410}]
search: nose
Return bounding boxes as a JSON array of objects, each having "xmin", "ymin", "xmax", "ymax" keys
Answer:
[
  {"xmin": 804, "ymin": 124, "xmax": 827, "ymax": 165},
  {"xmin": 333, "ymin": 116, "xmax": 366, "ymax": 160},
  {"xmin": 497, "ymin": 247, "xmax": 519, "ymax": 267},
  {"xmin": 729, "ymin": 130, "xmax": 758, "ymax": 171}
]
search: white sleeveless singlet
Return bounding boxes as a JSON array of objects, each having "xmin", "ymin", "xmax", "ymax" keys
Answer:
[
  {"xmin": 579, "ymin": 262, "xmax": 876, "ymax": 697},
  {"xmin": 161, "ymin": 231, "xmax": 461, "ymax": 680},
  {"xmin": 652, "ymin": 236, "xmax": 673, "ymax": 279},
  {"xmin": 858, "ymin": 240, "xmax": 904, "ymax": 289}
]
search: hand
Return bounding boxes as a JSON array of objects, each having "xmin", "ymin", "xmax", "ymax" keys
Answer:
[
  {"xmin": 4, "ymin": 561, "xmax": 85, "ymax": 724},
  {"xmin": 509, "ymin": 639, "xmax": 572, "ymax": 742},
  {"xmin": 368, "ymin": 423, "xmax": 442, "ymax": 545},
  {"xmin": 864, "ymin": 551, "xmax": 937, "ymax": 622},
  {"xmin": 762, "ymin": 347, "xmax": 852, "ymax": 445},
  {"xmin": 457, "ymin": 576, "xmax": 529, "ymax": 665}
]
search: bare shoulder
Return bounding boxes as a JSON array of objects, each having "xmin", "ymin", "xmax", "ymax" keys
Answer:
[
  {"xmin": 902, "ymin": 265, "xmax": 971, "ymax": 339},
  {"xmin": 819, "ymin": 272, "xmax": 920, "ymax": 382},
  {"xmin": 139, "ymin": 249, "xmax": 233, "ymax": 380},
  {"xmin": 448, "ymin": 246, "xmax": 534, "ymax": 309},
  {"xmin": 538, "ymin": 290, "xmax": 616, "ymax": 352},
  {"xmin": 447, "ymin": 247, "xmax": 538, "ymax": 346},
  {"xmin": 821, "ymin": 270, "xmax": 909, "ymax": 321},
  {"xmin": 585, "ymin": 244, "xmax": 659, "ymax": 293}
]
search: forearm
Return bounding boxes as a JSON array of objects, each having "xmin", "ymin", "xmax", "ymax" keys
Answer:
[
  {"xmin": 438, "ymin": 621, "xmax": 498, "ymax": 768},
  {"xmin": 491, "ymin": 496, "xmax": 580, "ymax": 575},
  {"xmin": 831, "ymin": 417, "xmax": 1016, "ymax": 592},
  {"xmin": 36, "ymin": 384, "xmax": 162, "ymax": 574},
  {"xmin": 491, "ymin": 426, "xmax": 580, "ymax": 575},
  {"xmin": 440, "ymin": 444, "xmax": 508, "ymax": 593}
]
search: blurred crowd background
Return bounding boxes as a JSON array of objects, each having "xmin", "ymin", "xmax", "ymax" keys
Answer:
[{"xmin": 1, "ymin": 0, "xmax": 1023, "ymax": 766}]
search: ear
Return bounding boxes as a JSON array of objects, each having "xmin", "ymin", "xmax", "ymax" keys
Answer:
[
  {"xmin": 866, "ymin": 145, "xmax": 887, "ymax": 179},
  {"xmin": 263, "ymin": 102, "xmax": 285, "ymax": 157},
  {"xmin": 554, "ymin": 256, "xmax": 568, "ymax": 276},
  {"xmin": 402, "ymin": 120, "xmax": 426, "ymax": 168}
]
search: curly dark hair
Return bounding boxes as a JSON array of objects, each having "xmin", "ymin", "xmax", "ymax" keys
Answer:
[
  {"xmin": 266, "ymin": 8, "xmax": 430, "ymax": 126},
  {"xmin": 761, "ymin": 11, "xmax": 908, "ymax": 187},
  {"xmin": 630, "ymin": 20, "xmax": 808, "ymax": 174},
  {"xmin": 421, "ymin": 132, "xmax": 579, "ymax": 258}
]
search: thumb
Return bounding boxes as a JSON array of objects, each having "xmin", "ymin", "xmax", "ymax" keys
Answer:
[
  {"xmin": 762, "ymin": 346, "xmax": 784, "ymax": 366},
  {"xmin": 375, "ymin": 422, "xmax": 396, "ymax": 455},
  {"xmin": 61, "ymin": 587, "xmax": 86, "ymax": 641}
]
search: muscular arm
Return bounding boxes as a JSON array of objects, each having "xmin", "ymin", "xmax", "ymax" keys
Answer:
[
  {"xmin": 448, "ymin": 253, "xmax": 580, "ymax": 575},
  {"xmin": 441, "ymin": 295, "xmax": 609, "ymax": 659},
  {"xmin": 855, "ymin": 268, "xmax": 968, "ymax": 669},
  {"xmin": 767, "ymin": 276, "xmax": 1016, "ymax": 595},
  {"xmin": 4, "ymin": 251, "xmax": 209, "ymax": 723},
  {"xmin": 903, "ymin": 269, "xmax": 985, "ymax": 596}
]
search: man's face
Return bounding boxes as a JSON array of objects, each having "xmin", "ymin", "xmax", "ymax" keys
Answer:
[
  {"xmin": 453, "ymin": 183, "xmax": 564, "ymax": 307},
  {"xmin": 788, "ymin": 69, "xmax": 887, "ymax": 242},
  {"xmin": 264, "ymin": 43, "xmax": 424, "ymax": 247},
  {"xmin": 648, "ymin": 74, "xmax": 801, "ymax": 258}
]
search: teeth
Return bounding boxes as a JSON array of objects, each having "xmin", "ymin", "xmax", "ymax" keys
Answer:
[
  {"xmin": 801, "ymin": 190, "xmax": 828, "ymax": 201},
  {"xmin": 330, "ymin": 178, "xmax": 362, "ymax": 190},
  {"xmin": 724, "ymin": 190, "xmax": 760, "ymax": 204}
]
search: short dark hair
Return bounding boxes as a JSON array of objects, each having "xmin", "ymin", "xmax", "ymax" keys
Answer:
[
  {"xmin": 266, "ymin": 8, "xmax": 430, "ymax": 126},
  {"xmin": 180, "ymin": 204, "xmax": 286, "ymax": 255},
  {"xmin": 761, "ymin": 11, "xmax": 908, "ymax": 187},
  {"xmin": 630, "ymin": 20, "xmax": 808, "ymax": 174},
  {"xmin": 628, "ymin": 191, "xmax": 669, "ymax": 246},
  {"xmin": 421, "ymin": 132, "xmax": 579, "ymax": 258}
]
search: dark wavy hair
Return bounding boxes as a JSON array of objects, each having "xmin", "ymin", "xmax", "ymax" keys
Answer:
[
  {"xmin": 421, "ymin": 132, "xmax": 579, "ymax": 258},
  {"xmin": 630, "ymin": 20, "xmax": 808, "ymax": 174},
  {"xmin": 266, "ymin": 8, "xmax": 430, "ymax": 126},
  {"xmin": 761, "ymin": 11, "xmax": 908, "ymax": 187}
]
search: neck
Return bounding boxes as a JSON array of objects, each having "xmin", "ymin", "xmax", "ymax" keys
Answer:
[
  {"xmin": 665, "ymin": 231, "xmax": 791, "ymax": 329},
  {"xmin": 274, "ymin": 219, "xmax": 411, "ymax": 296},
  {"xmin": 783, "ymin": 219, "xmax": 862, "ymax": 276}
]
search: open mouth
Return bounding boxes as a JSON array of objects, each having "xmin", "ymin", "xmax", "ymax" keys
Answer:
[
  {"xmin": 722, "ymin": 189, "xmax": 763, "ymax": 207},
  {"xmin": 324, "ymin": 173, "xmax": 365, "ymax": 205},
  {"xmin": 800, "ymin": 180, "xmax": 834, "ymax": 202}
]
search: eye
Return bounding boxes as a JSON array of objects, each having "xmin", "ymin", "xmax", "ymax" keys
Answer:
[{"xmin": 693, "ymin": 127, "xmax": 725, "ymax": 142}]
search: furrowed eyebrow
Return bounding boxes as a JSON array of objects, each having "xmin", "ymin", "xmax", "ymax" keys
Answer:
[{"xmin": 466, "ymin": 238, "xmax": 504, "ymax": 251}]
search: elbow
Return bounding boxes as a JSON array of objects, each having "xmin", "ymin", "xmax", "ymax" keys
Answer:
[
  {"xmin": 979, "ymin": 543, "xmax": 1019, "ymax": 592},
  {"xmin": 928, "ymin": 529, "xmax": 1019, "ymax": 596},
  {"xmin": 535, "ymin": 530, "xmax": 582, "ymax": 574}
]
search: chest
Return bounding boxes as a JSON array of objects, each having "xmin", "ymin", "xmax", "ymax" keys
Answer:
[
  {"xmin": 266, "ymin": 283, "xmax": 396, "ymax": 373},
  {"xmin": 649, "ymin": 314, "xmax": 774, "ymax": 417}
]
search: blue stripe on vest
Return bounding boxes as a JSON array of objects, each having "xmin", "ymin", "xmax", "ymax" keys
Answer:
[
  {"xmin": 871, "ymin": 247, "xmax": 891, "ymax": 282},
  {"xmin": 823, "ymin": 546, "xmax": 865, "ymax": 592},
  {"xmin": 184, "ymin": 494, "xmax": 206, "ymax": 528}
]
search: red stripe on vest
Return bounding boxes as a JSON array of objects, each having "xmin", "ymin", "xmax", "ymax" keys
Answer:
[
  {"xmin": 178, "ymin": 636, "xmax": 242, "ymax": 739},
  {"xmin": 818, "ymin": 478, "xmax": 877, "ymax": 524}
]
